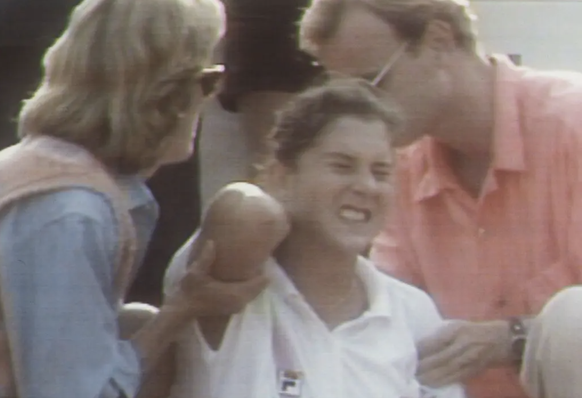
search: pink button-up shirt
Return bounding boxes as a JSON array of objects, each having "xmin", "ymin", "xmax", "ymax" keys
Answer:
[{"xmin": 370, "ymin": 56, "xmax": 582, "ymax": 398}]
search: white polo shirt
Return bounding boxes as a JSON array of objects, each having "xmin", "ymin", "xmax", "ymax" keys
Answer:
[{"xmin": 164, "ymin": 247, "xmax": 466, "ymax": 398}]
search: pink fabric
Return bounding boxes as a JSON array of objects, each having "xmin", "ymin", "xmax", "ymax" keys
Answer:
[
  {"xmin": 370, "ymin": 55, "xmax": 582, "ymax": 398},
  {"xmin": 0, "ymin": 138, "xmax": 137, "ymax": 397}
]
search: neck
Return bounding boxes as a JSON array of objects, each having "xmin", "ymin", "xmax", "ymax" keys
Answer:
[
  {"xmin": 274, "ymin": 231, "xmax": 359, "ymax": 304},
  {"xmin": 431, "ymin": 55, "xmax": 496, "ymax": 160}
]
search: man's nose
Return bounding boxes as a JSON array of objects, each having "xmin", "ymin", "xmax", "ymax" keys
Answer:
[{"xmin": 351, "ymin": 170, "xmax": 379, "ymax": 194}]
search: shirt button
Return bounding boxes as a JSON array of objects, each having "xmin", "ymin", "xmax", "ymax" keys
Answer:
[{"xmin": 478, "ymin": 228, "xmax": 486, "ymax": 237}]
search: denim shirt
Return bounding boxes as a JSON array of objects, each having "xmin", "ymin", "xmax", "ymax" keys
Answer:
[{"xmin": 0, "ymin": 170, "xmax": 159, "ymax": 398}]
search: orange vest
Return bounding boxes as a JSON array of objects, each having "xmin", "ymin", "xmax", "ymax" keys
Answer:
[{"xmin": 0, "ymin": 138, "xmax": 137, "ymax": 397}]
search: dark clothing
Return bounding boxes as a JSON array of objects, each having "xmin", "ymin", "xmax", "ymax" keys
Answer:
[
  {"xmin": 0, "ymin": 0, "xmax": 81, "ymax": 148},
  {"xmin": 218, "ymin": 0, "xmax": 325, "ymax": 112},
  {"xmin": 127, "ymin": 134, "xmax": 202, "ymax": 306},
  {"xmin": 0, "ymin": 0, "xmax": 80, "ymax": 46},
  {"xmin": 0, "ymin": 45, "xmax": 44, "ymax": 149}
]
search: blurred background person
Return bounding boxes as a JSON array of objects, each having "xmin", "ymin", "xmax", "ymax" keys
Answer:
[{"xmin": 199, "ymin": 0, "xmax": 326, "ymax": 209}]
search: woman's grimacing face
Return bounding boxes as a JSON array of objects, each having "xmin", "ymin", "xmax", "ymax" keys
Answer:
[{"xmin": 273, "ymin": 116, "xmax": 395, "ymax": 254}]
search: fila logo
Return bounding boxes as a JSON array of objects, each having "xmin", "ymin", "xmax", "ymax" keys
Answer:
[{"xmin": 277, "ymin": 370, "xmax": 304, "ymax": 397}]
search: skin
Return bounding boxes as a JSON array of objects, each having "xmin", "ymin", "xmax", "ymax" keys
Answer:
[
  {"xmin": 271, "ymin": 116, "xmax": 394, "ymax": 328},
  {"xmin": 238, "ymin": 91, "xmax": 296, "ymax": 177},
  {"xmin": 138, "ymin": 116, "xmax": 395, "ymax": 398},
  {"xmin": 317, "ymin": 5, "xmax": 496, "ymax": 195},
  {"xmin": 312, "ymin": 3, "xmax": 517, "ymax": 387},
  {"xmin": 194, "ymin": 115, "xmax": 396, "ymax": 338},
  {"xmin": 156, "ymin": 85, "xmax": 206, "ymax": 167},
  {"xmin": 196, "ymin": 182, "xmax": 291, "ymax": 349},
  {"xmin": 127, "ymin": 81, "xmax": 270, "ymax": 395}
]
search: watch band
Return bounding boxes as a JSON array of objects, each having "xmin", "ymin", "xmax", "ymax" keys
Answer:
[{"xmin": 509, "ymin": 317, "xmax": 528, "ymax": 364}]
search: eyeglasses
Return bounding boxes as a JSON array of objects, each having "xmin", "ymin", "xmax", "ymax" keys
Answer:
[
  {"xmin": 198, "ymin": 64, "xmax": 225, "ymax": 97},
  {"xmin": 369, "ymin": 42, "xmax": 409, "ymax": 87}
]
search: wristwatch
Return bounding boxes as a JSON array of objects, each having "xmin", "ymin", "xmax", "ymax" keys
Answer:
[{"xmin": 509, "ymin": 317, "xmax": 528, "ymax": 364}]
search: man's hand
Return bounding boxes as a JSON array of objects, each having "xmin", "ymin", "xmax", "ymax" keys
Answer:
[
  {"xmin": 416, "ymin": 320, "xmax": 513, "ymax": 387},
  {"xmin": 132, "ymin": 241, "xmax": 268, "ymax": 372},
  {"xmin": 164, "ymin": 240, "xmax": 268, "ymax": 320}
]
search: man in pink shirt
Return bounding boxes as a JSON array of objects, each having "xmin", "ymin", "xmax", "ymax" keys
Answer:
[{"xmin": 300, "ymin": 1, "xmax": 582, "ymax": 398}]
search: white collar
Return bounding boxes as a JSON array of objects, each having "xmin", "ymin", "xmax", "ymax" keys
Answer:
[
  {"xmin": 265, "ymin": 256, "xmax": 393, "ymax": 320},
  {"xmin": 22, "ymin": 136, "xmax": 155, "ymax": 211}
]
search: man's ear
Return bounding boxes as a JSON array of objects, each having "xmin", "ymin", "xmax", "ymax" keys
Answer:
[{"xmin": 420, "ymin": 19, "xmax": 457, "ymax": 54}]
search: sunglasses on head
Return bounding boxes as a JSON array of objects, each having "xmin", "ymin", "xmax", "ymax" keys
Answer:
[
  {"xmin": 369, "ymin": 42, "xmax": 409, "ymax": 87},
  {"xmin": 316, "ymin": 42, "xmax": 409, "ymax": 95},
  {"xmin": 320, "ymin": 71, "xmax": 387, "ymax": 99}
]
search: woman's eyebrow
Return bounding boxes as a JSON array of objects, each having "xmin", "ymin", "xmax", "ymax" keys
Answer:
[{"xmin": 322, "ymin": 152, "xmax": 354, "ymax": 161}]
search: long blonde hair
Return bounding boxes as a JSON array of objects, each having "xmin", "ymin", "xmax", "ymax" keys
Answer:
[{"xmin": 19, "ymin": 0, "xmax": 225, "ymax": 174}]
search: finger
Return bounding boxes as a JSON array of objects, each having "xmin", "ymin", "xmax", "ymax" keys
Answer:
[
  {"xmin": 417, "ymin": 344, "xmax": 461, "ymax": 381},
  {"xmin": 190, "ymin": 239, "xmax": 216, "ymax": 274},
  {"xmin": 425, "ymin": 353, "xmax": 485, "ymax": 388},
  {"xmin": 418, "ymin": 361, "xmax": 457, "ymax": 388},
  {"xmin": 418, "ymin": 345, "xmax": 483, "ymax": 387},
  {"xmin": 426, "ymin": 368, "xmax": 469, "ymax": 388},
  {"xmin": 418, "ymin": 323, "xmax": 462, "ymax": 359},
  {"xmin": 436, "ymin": 362, "xmax": 482, "ymax": 387},
  {"xmin": 418, "ymin": 331, "xmax": 475, "ymax": 380}
]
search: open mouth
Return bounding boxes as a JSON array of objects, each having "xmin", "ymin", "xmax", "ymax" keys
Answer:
[{"xmin": 339, "ymin": 205, "xmax": 372, "ymax": 223}]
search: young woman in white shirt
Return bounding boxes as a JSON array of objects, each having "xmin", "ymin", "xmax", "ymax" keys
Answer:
[{"xmin": 161, "ymin": 79, "xmax": 467, "ymax": 398}]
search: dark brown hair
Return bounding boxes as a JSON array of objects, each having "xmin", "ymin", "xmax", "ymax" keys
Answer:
[{"xmin": 268, "ymin": 78, "xmax": 402, "ymax": 169}]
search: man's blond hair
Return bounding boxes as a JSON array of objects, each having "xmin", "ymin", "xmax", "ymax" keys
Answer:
[
  {"xmin": 300, "ymin": 0, "xmax": 478, "ymax": 54},
  {"xmin": 19, "ymin": 0, "xmax": 225, "ymax": 174}
]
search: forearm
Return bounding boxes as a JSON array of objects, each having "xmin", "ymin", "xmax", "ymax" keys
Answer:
[
  {"xmin": 472, "ymin": 316, "xmax": 533, "ymax": 368},
  {"xmin": 131, "ymin": 307, "xmax": 186, "ymax": 373},
  {"xmin": 135, "ymin": 343, "xmax": 177, "ymax": 398}
]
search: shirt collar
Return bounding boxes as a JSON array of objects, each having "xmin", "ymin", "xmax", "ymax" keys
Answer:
[
  {"xmin": 23, "ymin": 135, "xmax": 156, "ymax": 211},
  {"xmin": 23, "ymin": 135, "xmax": 99, "ymax": 165},
  {"xmin": 265, "ymin": 258, "xmax": 303, "ymax": 299},
  {"xmin": 489, "ymin": 54, "xmax": 527, "ymax": 172},
  {"xmin": 265, "ymin": 256, "xmax": 393, "ymax": 319},
  {"xmin": 355, "ymin": 256, "xmax": 392, "ymax": 318},
  {"xmin": 413, "ymin": 54, "xmax": 527, "ymax": 202},
  {"xmin": 114, "ymin": 174, "xmax": 157, "ymax": 211},
  {"xmin": 412, "ymin": 137, "xmax": 457, "ymax": 202}
]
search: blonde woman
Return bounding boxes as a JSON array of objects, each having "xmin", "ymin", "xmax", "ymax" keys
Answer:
[{"xmin": 0, "ymin": 0, "xmax": 266, "ymax": 397}]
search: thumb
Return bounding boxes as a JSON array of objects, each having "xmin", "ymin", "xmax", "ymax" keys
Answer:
[{"xmin": 190, "ymin": 239, "xmax": 216, "ymax": 274}]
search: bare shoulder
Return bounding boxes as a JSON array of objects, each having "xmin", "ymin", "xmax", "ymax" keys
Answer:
[
  {"xmin": 175, "ymin": 183, "xmax": 288, "ymax": 350},
  {"xmin": 136, "ymin": 343, "xmax": 177, "ymax": 398},
  {"xmin": 200, "ymin": 182, "xmax": 290, "ymax": 281}
]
